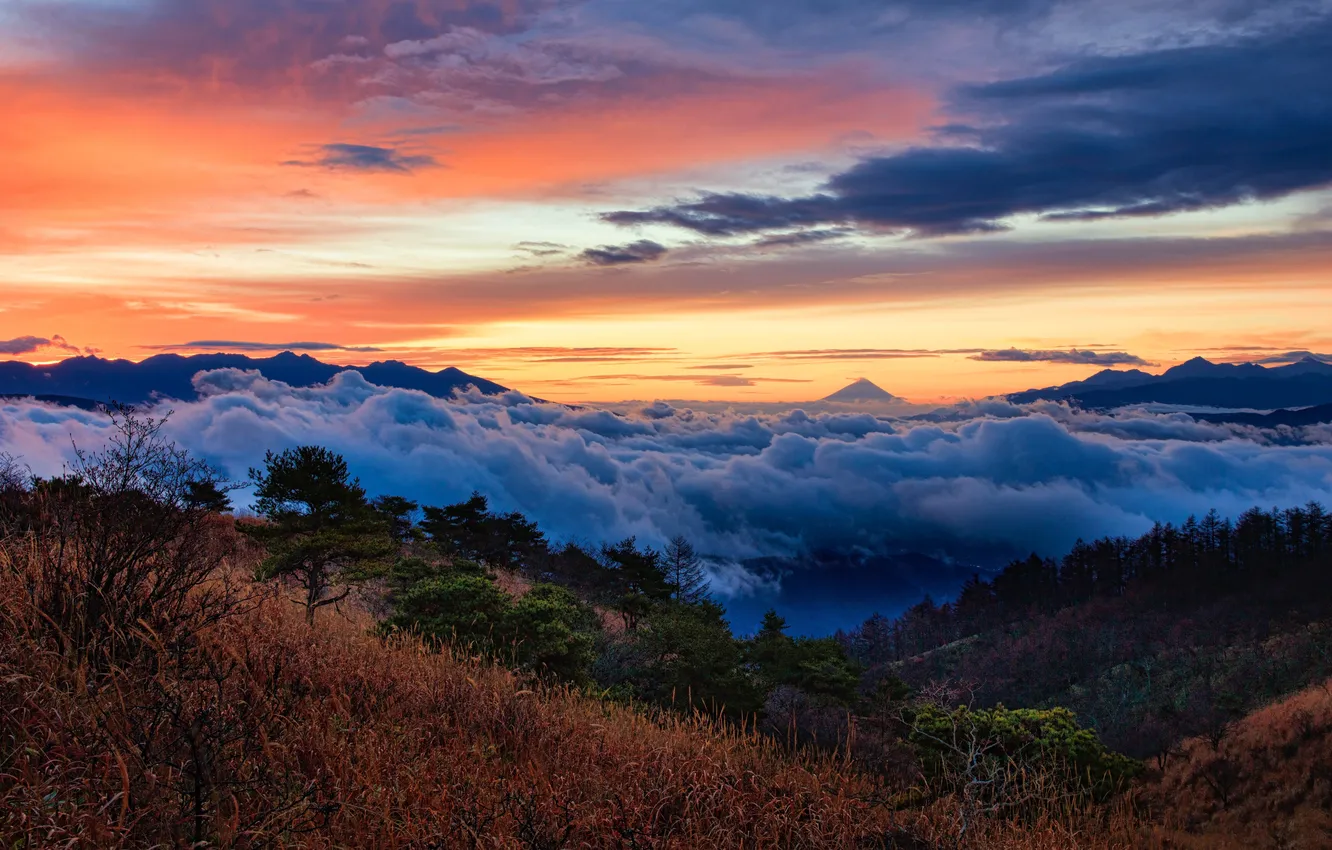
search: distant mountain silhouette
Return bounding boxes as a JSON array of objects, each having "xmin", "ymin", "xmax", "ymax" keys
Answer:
[
  {"xmin": 822, "ymin": 378, "xmax": 900, "ymax": 403},
  {"xmin": 0, "ymin": 352, "xmax": 509, "ymax": 406},
  {"xmin": 1007, "ymin": 357, "xmax": 1332, "ymax": 409},
  {"xmin": 1193, "ymin": 402, "xmax": 1332, "ymax": 428}
]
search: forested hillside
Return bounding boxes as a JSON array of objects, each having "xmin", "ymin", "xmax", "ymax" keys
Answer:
[
  {"xmin": 839, "ymin": 504, "xmax": 1332, "ymax": 760},
  {"xmin": 4, "ymin": 410, "xmax": 1331, "ymax": 847}
]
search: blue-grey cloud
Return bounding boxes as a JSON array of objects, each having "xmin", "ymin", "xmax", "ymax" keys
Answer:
[
  {"xmin": 286, "ymin": 144, "xmax": 440, "ymax": 173},
  {"xmin": 970, "ymin": 348, "xmax": 1152, "ymax": 366},
  {"xmin": 0, "ymin": 335, "xmax": 82, "ymax": 356},
  {"xmin": 4, "ymin": 370, "xmax": 1331, "ymax": 578},
  {"xmin": 1245, "ymin": 350, "xmax": 1332, "ymax": 365},
  {"xmin": 604, "ymin": 19, "xmax": 1332, "ymax": 237},
  {"xmin": 753, "ymin": 229, "xmax": 853, "ymax": 249},
  {"xmin": 580, "ymin": 239, "xmax": 669, "ymax": 266}
]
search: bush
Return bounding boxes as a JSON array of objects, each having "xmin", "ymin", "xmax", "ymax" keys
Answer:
[
  {"xmin": 385, "ymin": 571, "xmax": 602, "ymax": 685},
  {"xmin": 504, "ymin": 584, "xmax": 600, "ymax": 684},
  {"xmin": 385, "ymin": 573, "xmax": 513, "ymax": 650},
  {"xmin": 0, "ymin": 408, "xmax": 240, "ymax": 666},
  {"xmin": 621, "ymin": 600, "xmax": 763, "ymax": 715},
  {"xmin": 908, "ymin": 704, "xmax": 1141, "ymax": 809}
]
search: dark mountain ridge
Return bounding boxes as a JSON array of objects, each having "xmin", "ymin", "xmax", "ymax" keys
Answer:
[
  {"xmin": 1007, "ymin": 356, "xmax": 1332, "ymax": 409},
  {"xmin": 0, "ymin": 351, "xmax": 508, "ymax": 406},
  {"xmin": 1193, "ymin": 401, "xmax": 1332, "ymax": 427}
]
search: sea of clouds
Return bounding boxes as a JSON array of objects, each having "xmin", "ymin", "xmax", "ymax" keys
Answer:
[{"xmin": 3, "ymin": 368, "xmax": 1332, "ymax": 600}]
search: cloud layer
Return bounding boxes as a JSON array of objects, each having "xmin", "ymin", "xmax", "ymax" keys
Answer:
[
  {"xmin": 580, "ymin": 240, "xmax": 669, "ymax": 266},
  {"xmin": 3, "ymin": 370, "xmax": 1331, "ymax": 598},
  {"xmin": 605, "ymin": 20, "xmax": 1332, "ymax": 237},
  {"xmin": 0, "ymin": 335, "xmax": 85, "ymax": 357},
  {"xmin": 971, "ymin": 348, "xmax": 1152, "ymax": 366}
]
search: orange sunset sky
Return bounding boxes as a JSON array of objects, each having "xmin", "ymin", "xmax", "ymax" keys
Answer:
[{"xmin": 3, "ymin": 0, "xmax": 1331, "ymax": 402}]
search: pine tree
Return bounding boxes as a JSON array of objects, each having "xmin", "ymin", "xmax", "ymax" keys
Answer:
[
  {"xmin": 600, "ymin": 537, "xmax": 671, "ymax": 631},
  {"xmin": 664, "ymin": 534, "xmax": 709, "ymax": 604},
  {"xmin": 243, "ymin": 446, "xmax": 395, "ymax": 627}
]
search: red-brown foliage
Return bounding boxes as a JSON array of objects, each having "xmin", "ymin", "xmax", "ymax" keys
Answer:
[
  {"xmin": 1142, "ymin": 678, "xmax": 1332, "ymax": 848},
  {"xmin": 0, "ymin": 529, "xmax": 1148, "ymax": 848}
]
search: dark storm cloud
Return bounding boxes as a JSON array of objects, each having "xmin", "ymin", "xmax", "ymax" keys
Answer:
[
  {"xmin": 580, "ymin": 240, "xmax": 669, "ymax": 266},
  {"xmin": 970, "ymin": 349, "xmax": 1153, "ymax": 366},
  {"xmin": 604, "ymin": 20, "xmax": 1332, "ymax": 237},
  {"xmin": 285, "ymin": 144, "xmax": 440, "ymax": 173}
]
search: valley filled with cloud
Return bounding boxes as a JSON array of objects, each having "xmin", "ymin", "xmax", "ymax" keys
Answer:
[{"xmin": 5, "ymin": 369, "xmax": 1330, "ymax": 606}]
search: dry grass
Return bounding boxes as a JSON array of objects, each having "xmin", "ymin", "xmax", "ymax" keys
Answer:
[
  {"xmin": 0, "ymin": 532, "xmax": 1149, "ymax": 848},
  {"xmin": 1140, "ymin": 678, "xmax": 1332, "ymax": 849}
]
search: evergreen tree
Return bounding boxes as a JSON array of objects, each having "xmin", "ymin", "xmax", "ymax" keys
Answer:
[
  {"xmin": 630, "ymin": 600, "xmax": 761, "ymax": 715},
  {"xmin": 243, "ymin": 446, "xmax": 395, "ymax": 627},
  {"xmin": 746, "ymin": 610, "xmax": 861, "ymax": 706},
  {"xmin": 183, "ymin": 479, "xmax": 234, "ymax": 514},
  {"xmin": 372, "ymin": 494, "xmax": 420, "ymax": 544},
  {"xmin": 664, "ymin": 535, "xmax": 709, "ymax": 604},
  {"xmin": 600, "ymin": 538, "xmax": 671, "ymax": 631}
]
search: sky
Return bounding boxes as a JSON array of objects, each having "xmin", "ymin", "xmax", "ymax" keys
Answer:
[{"xmin": 3, "ymin": 0, "xmax": 1332, "ymax": 403}]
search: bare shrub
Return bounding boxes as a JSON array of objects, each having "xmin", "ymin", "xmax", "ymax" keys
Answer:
[{"xmin": 0, "ymin": 407, "xmax": 242, "ymax": 665}]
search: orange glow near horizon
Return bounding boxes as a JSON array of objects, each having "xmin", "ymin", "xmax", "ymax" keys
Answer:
[{"xmin": 2, "ymin": 2, "xmax": 1330, "ymax": 404}]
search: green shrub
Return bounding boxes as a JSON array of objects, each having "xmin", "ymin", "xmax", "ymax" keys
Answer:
[
  {"xmin": 385, "ymin": 573, "xmax": 512, "ymax": 651},
  {"xmin": 907, "ymin": 703, "xmax": 1141, "ymax": 806},
  {"xmin": 504, "ymin": 584, "xmax": 601, "ymax": 684},
  {"xmin": 385, "ymin": 573, "xmax": 601, "ymax": 684}
]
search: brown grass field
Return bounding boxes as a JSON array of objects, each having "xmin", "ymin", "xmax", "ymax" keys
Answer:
[
  {"xmin": 4, "ymin": 521, "xmax": 1327, "ymax": 848},
  {"xmin": 0, "ymin": 539, "xmax": 1157, "ymax": 848}
]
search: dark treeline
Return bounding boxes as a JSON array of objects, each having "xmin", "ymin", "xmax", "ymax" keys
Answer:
[
  {"xmin": 841, "ymin": 504, "xmax": 1332, "ymax": 664},
  {"xmin": 838, "ymin": 504, "xmax": 1332, "ymax": 761}
]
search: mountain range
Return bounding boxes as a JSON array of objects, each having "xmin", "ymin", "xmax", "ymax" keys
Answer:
[
  {"xmin": 1007, "ymin": 356, "xmax": 1332, "ymax": 412},
  {"xmin": 0, "ymin": 352, "xmax": 508, "ymax": 406}
]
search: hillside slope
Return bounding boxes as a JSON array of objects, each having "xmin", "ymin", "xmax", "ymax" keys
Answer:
[
  {"xmin": 0, "ymin": 565, "xmax": 1142, "ymax": 849},
  {"xmin": 1144, "ymin": 679, "xmax": 1332, "ymax": 848}
]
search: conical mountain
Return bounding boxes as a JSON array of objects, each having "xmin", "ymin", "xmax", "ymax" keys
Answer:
[{"xmin": 822, "ymin": 378, "xmax": 900, "ymax": 403}]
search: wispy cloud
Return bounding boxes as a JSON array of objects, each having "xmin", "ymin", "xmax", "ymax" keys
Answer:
[
  {"xmin": 0, "ymin": 334, "xmax": 83, "ymax": 356},
  {"xmin": 1242, "ymin": 350, "xmax": 1332, "ymax": 365},
  {"xmin": 143, "ymin": 340, "xmax": 385, "ymax": 354},
  {"xmin": 969, "ymin": 348, "xmax": 1152, "ymax": 366},
  {"xmin": 125, "ymin": 302, "xmax": 302, "ymax": 323},
  {"xmin": 581, "ymin": 373, "xmax": 810, "ymax": 387},
  {"xmin": 580, "ymin": 240, "xmax": 669, "ymax": 266},
  {"xmin": 284, "ymin": 144, "xmax": 440, "ymax": 174},
  {"xmin": 734, "ymin": 348, "xmax": 975, "ymax": 362},
  {"xmin": 515, "ymin": 241, "xmax": 571, "ymax": 258}
]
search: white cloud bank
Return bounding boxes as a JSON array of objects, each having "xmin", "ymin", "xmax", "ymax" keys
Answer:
[{"xmin": 2, "ymin": 369, "xmax": 1331, "ymax": 583}]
